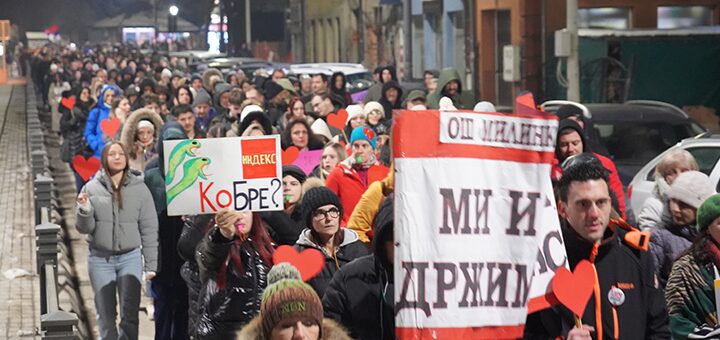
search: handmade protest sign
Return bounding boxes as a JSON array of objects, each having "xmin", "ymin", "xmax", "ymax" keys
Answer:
[
  {"xmin": 393, "ymin": 109, "xmax": 563, "ymax": 339},
  {"xmin": 163, "ymin": 136, "xmax": 283, "ymax": 216}
]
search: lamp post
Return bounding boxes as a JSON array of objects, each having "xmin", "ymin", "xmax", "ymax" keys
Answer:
[{"xmin": 169, "ymin": 5, "xmax": 179, "ymax": 32}]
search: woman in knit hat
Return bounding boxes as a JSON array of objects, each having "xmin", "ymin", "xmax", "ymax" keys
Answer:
[
  {"xmin": 666, "ymin": 194, "xmax": 720, "ymax": 339},
  {"xmin": 650, "ymin": 171, "xmax": 715, "ymax": 288},
  {"xmin": 293, "ymin": 187, "xmax": 367, "ymax": 296},
  {"xmin": 343, "ymin": 104, "xmax": 366, "ymax": 142},
  {"xmin": 326, "ymin": 126, "xmax": 389, "ymax": 225},
  {"xmin": 236, "ymin": 263, "xmax": 351, "ymax": 340},
  {"xmin": 363, "ymin": 101, "xmax": 390, "ymax": 136}
]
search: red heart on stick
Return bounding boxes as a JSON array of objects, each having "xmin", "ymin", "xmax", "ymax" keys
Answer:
[
  {"xmin": 272, "ymin": 245, "xmax": 324, "ymax": 282},
  {"xmin": 282, "ymin": 146, "xmax": 299, "ymax": 165},
  {"xmin": 551, "ymin": 260, "xmax": 595, "ymax": 317},
  {"xmin": 72, "ymin": 155, "xmax": 101, "ymax": 181},
  {"xmin": 100, "ymin": 117, "xmax": 121, "ymax": 138},
  {"xmin": 60, "ymin": 97, "xmax": 75, "ymax": 110},
  {"xmin": 326, "ymin": 109, "xmax": 349, "ymax": 130}
]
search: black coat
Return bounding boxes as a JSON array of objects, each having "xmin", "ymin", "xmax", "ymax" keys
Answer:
[
  {"xmin": 293, "ymin": 228, "xmax": 369, "ymax": 297},
  {"xmin": 59, "ymin": 105, "xmax": 91, "ymax": 162},
  {"xmin": 524, "ymin": 221, "xmax": 670, "ymax": 340},
  {"xmin": 196, "ymin": 227, "xmax": 269, "ymax": 339},
  {"xmin": 177, "ymin": 214, "xmax": 215, "ymax": 337}
]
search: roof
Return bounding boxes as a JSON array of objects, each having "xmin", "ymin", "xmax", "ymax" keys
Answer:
[{"xmin": 92, "ymin": 10, "xmax": 199, "ymax": 31}]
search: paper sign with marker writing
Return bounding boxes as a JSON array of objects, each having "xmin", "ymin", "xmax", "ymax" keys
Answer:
[{"xmin": 163, "ymin": 136, "xmax": 283, "ymax": 216}]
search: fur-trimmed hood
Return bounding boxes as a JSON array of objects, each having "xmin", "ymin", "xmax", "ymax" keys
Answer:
[
  {"xmin": 120, "ymin": 107, "xmax": 164, "ymax": 157},
  {"xmin": 236, "ymin": 316, "xmax": 351, "ymax": 340}
]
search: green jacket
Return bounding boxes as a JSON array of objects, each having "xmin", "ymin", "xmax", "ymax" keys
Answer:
[
  {"xmin": 665, "ymin": 251, "xmax": 717, "ymax": 339},
  {"xmin": 426, "ymin": 67, "xmax": 474, "ymax": 110}
]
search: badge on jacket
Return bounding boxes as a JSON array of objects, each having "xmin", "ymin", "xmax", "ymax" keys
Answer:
[{"xmin": 608, "ymin": 286, "xmax": 625, "ymax": 306}]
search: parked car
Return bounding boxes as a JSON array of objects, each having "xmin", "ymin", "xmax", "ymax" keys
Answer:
[
  {"xmin": 542, "ymin": 100, "xmax": 707, "ymax": 185},
  {"xmin": 628, "ymin": 135, "xmax": 720, "ymax": 220},
  {"xmin": 288, "ymin": 63, "xmax": 373, "ymax": 95}
]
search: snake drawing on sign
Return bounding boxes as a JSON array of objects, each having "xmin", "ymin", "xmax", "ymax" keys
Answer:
[
  {"xmin": 166, "ymin": 139, "xmax": 201, "ymax": 186},
  {"xmin": 167, "ymin": 157, "xmax": 212, "ymax": 204}
]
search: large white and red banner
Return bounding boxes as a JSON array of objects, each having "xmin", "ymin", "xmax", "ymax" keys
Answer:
[{"xmin": 393, "ymin": 109, "xmax": 566, "ymax": 339}]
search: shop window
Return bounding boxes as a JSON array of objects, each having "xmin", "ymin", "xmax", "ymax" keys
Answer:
[
  {"xmin": 578, "ymin": 7, "xmax": 631, "ymax": 29},
  {"xmin": 658, "ymin": 6, "xmax": 713, "ymax": 29}
]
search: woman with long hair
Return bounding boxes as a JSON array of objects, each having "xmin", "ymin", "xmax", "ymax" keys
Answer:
[
  {"xmin": 310, "ymin": 142, "xmax": 347, "ymax": 181},
  {"xmin": 195, "ymin": 209, "xmax": 275, "ymax": 339},
  {"xmin": 282, "ymin": 118, "xmax": 324, "ymax": 151},
  {"xmin": 75, "ymin": 142, "xmax": 159, "ymax": 339},
  {"xmin": 330, "ymin": 72, "xmax": 352, "ymax": 106}
]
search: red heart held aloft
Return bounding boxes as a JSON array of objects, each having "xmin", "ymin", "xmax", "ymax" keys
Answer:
[
  {"xmin": 326, "ymin": 109, "xmax": 349, "ymax": 130},
  {"xmin": 100, "ymin": 117, "xmax": 121, "ymax": 138},
  {"xmin": 551, "ymin": 260, "xmax": 595, "ymax": 317},
  {"xmin": 282, "ymin": 146, "xmax": 299, "ymax": 165},
  {"xmin": 272, "ymin": 245, "xmax": 324, "ymax": 282},
  {"xmin": 72, "ymin": 155, "xmax": 101, "ymax": 182},
  {"xmin": 60, "ymin": 97, "xmax": 75, "ymax": 110}
]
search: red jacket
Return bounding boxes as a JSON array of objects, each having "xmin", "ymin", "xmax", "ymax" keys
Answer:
[{"xmin": 325, "ymin": 163, "xmax": 390, "ymax": 225}]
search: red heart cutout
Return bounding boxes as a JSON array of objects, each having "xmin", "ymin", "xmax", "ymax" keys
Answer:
[
  {"xmin": 368, "ymin": 165, "xmax": 389, "ymax": 184},
  {"xmin": 282, "ymin": 146, "xmax": 299, "ymax": 165},
  {"xmin": 272, "ymin": 245, "xmax": 324, "ymax": 282},
  {"xmin": 551, "ymin": 260, "xmax": 595, "ymax": 317},
  {"xmin": 326, "ymin": 109, "xmax": 349, "ymax": 130},
  {"xmin": 100, "ymin": 117, "xmax": 121, "ymax": 138},
  {"xmin": 72, "ymin": 155, "xmax": 101, "ymax": 181},
  {"xmin": 60, "ymin": 97, "xmax": 75, "ymax": 110}
]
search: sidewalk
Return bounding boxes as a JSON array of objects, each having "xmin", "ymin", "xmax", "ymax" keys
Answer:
[{"xmin": 0, "ymin": 84, "xmax": 41, "ymax": 338}]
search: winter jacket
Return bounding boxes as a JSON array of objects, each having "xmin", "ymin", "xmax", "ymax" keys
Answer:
[
  {"xmin": 650, "ymin": 224, "xmax": 697, "ymax": 288},
  {"xmin": 524, "ymin": 219, "xmax": 669, "ymax": 339},
  {"xmin": 120, "ymin": 108, "xmax": 164, "ymax": 172},
  {"xmin": 426, "ymin": 68, "xmax": 474, "ymax": 110},
  {"xmin": 323, "ymin": 195, "xmax": 395, "ymax": 340},
  {"xmin": 363, "ymin": 82, "xmax": 383, "ymax": 104},
  {"xmin": 83, "ymin": 85, "xmax": 121, "ymax": 158},
  {"xmin": 293, "ymin": 228, "xmax": 368, "ymax": 297},
  {"xmin": 326, "ymin": 163, "xmax": 389, "ymax": 225},
  {"xmin": 76, "ymin": 169, "xmax": 159, "ymax": 272},
  {"xmin": 638, "ymin": 178, "xmax": 674, "ymax": 230},
  {"xmin": 237, "ymin": 316, "xmax": 351, "ymax": 340},
  {"xmin": 178, "ymin": 214, "xmax": 215, "ymax": 338},
  {"xmin": 260, "ymin": 206, "xmax": 305, "ymax": 246},
  {"xmin": 665, "ymin": 250, "xmax": 717, "ymax": 339},
  {"xmin": 196, "ymin": 107, "xmax": 218, "ymax": 132},
  {"xmin": 378, "ymin": 81, "xmax": 403, "ymax": 120},
  {"xmin": 196, "ymin": 227, "xmax": 269, "ymax": 339},
  {"xmin": 348, "ymin": 165, "xmax": 393, "ymax": 243},
  {"xmin": 60, "ymin": 104, "xmax": 91, "ymax": 162}
]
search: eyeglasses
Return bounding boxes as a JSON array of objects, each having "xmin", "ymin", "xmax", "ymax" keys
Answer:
[{"xmin": 312, "ymin": 207, "xmax": 340, "ymax": 221}]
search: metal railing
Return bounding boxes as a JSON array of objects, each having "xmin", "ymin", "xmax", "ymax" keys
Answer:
[{"xmin": 27, "ymin": 76, "xmax": 80, "ymax": 339}]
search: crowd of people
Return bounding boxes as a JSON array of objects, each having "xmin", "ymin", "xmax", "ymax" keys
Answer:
[{"xmin": 24, "ymin": 42, "xmax": 720, "ymax": 340}]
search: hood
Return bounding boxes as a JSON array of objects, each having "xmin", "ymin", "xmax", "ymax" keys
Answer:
[
  {"xmin": 120, "ymin": 108, "xmax": 164, "ymax": 157},
  {"xmin": 434, "ymin": 67, "xmax": 462, "ymax": 97},
  {"xmin": 138, "ymin": 78, "xmax": 157, "ymax": 92},
  {"xmin": 380, "ymin": 66, "xmax": 398, "ymax": 83},
  {"xmin": 555, "ymin": 118, "xmax": 588, "ymax": 162},
  {"xmin": 296, "ymin": 228, "xmax": 360, "ymax": 257},
  {"xmin": 372, "ymin": 194, "xmax": 394, "ymax": 270},
  {"xmin": 156, "ymin": 121, "xmax": 188, "ymax": 176},
  {"xmin": 381, "ymin": 81, "xmax": 403, "ymax": 102},
  {"xmin": 96, "ymin": 84, "xmax": 120, "ymax": 109}
]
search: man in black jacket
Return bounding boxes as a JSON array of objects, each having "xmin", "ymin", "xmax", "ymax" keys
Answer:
[
  {"xmin": 524, "ymin": 163, "xmax": 669, "ymax": 339},
  {"xmin": 323, "ymin": 195, "xmax": 395, "ymax": 340}
]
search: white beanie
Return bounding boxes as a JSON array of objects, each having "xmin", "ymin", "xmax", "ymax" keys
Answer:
[
  {"xmin": 363, "ymin": 101, "xmax": 383, "ymax": 116},
  {"xmin": 667, "ymin": 171, "xmax": 716, "ymax": 209},
  {"xmin": 345, "ymin": 105, "xmax": 365, "ymax": 124},
  {"xmin": 439, "ymin": 97, "xmax": 458, "ymax": 111},
  {"xmin": 137, "ymin": 119, "xmax": 155, "ymax": 131},
  {"xmin": 311, "ymin": 119, "xmax": 332, "ymax": 142},
  {"xmin": 161, "ymin": 68, "xmax": 172, "ymax": 79},
  {"xmin": 410, "ymin": 104, "xmax": 427, "ymax": 111},
  {"xmin": 240, "ymin": 104, "xmax": 264, "ymax": 123},
  {"xmin": 473, "ymin": 101, "xmax": 496, "ymax": 113}
]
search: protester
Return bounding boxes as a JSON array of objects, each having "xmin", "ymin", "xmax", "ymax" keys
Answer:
[
  {"xmin": 326, "ymin": 126, "xmax": 389, "ymax": 224},
  {"xmin": 524, "ymin": 162, "xmax": 668, "ymax": 339},
  {"xmin": 364, "ymin": 101, "xmax": 390, "ymax": 136},
  {"xmin": 60, "ymin": 88, "xmax": 93, "ymax": 191},
  {"xmin": 174, "ymin": 85, "xmax": 194, "ymax": 107},
  {"xmin": 311, "ymin": 119, "xmax": 334, "ymax": 145},
  {"xmin": 282, "ymin": 119, "xmax": 324, "ymax": 151},
  {"xmin": 119, "ymin": 108, "xmax": 163, "ymax": 172},
  {"xmin": 294, "ymin": 187, "xmax": 368, "ymax": 296},
  {"xmin": 261, "ymin": 165, "xmax": 308, "ymax": 245},
  {"xmin": 666, "ymin": 194, "xmax": 720, "ymax": 338},
  {"xmin": 426, "ymin": 67, "xmax": 474, "ymax": 109},
  {"xmin": 310, "ymin": 142, "xmax": 347, "ymax": 181},
  {"xmin": 236, "ymin": 263, "xmax": 351, "ymax": 340},
  {"xmin": 651, "ymin": 171, "xmax": 715, "ymax": 288},
  {"xmin": 639, "ymin": 149, "xmax": 699, "ymax": 229},
  {"xmin": 75, "ymin": 142, "xmax": 159, "ymax": 340},
  {"xmin": 342, "ymin": 104, "xmax": 366, "ymax": 140},
  {"xmin": 177, "ymin": 214, "xmax": 215, "ymax": 339},
  {"xmin": 171, "ymin": 104, "xmax": 203, "ymax": 139},
  {"xmin": 323, "ymin": 195, "xmax": 395, "ymax": 340},
  {"xmin": 110, "ymin": 95, "xmax": 132, "ymax": 136},
  {"xmin": 348, "ymin": 164, "xmax": 394, "ymax": 244},
  {"xmin": 279, "ymin": 96, "xmax": 310, "ymax": 132},
  {"xmin": 330, "ymin": 72, "xmax": 352, "ymax": 106},
  {"xmin": 195, "ymin": 209, "xmax": 274, "ymax": 338},
  {"xmin": 84, "ymin": 84, "xmax": 121, "ymax": 158},
  {"xmin": 378, "ymin": 81, "xmax": 403, "ymax": 120},
  {"xmin": 404, "ymin": 90, "xmax": 427, "ymax": 109},
  {"xmin": 193, "ymin": 90, "xmax": 217, "ymax": 132}
]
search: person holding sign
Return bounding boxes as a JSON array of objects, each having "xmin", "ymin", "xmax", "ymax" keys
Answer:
[
  {"xmin": 195, "ymin": 209, "xmax": 274, "ymax": 339},
  {"xmin": 525, "ymin": 163, "xmax": 668, "ymax": 339},
  {"xmin": 75, "ymin": 142, "xmax": 159, "ymax": 340},
  {"xmin": 666, "ymin": 194, "xmax": 720, "ymax": 339}
]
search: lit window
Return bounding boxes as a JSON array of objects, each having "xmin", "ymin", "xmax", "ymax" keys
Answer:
[{"xmin": 578, "ymin": 8, "xmax": 631, "ymax": 29}]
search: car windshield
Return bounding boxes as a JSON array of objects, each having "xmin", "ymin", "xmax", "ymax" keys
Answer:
[{"xmin": 595, "ymin": 121, "xmax": 704, "ymax": 166}]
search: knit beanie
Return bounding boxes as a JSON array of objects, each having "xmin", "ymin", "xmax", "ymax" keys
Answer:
[
  {"xmin": 260, "ymin": 263, "xmax": 323, "ymax": 339},
  {"xmin": 302, "ymin": 187, "xmax": 343, "ymax": 227},
  {"xmin": 282, "ymin": 164, "xmax": 307, "ymax": 184},
  {"xmin": 667, "ymin": 171, "xmax": 715, "ymax": 209},
  {"xmin": 349, "ymin": 126, "xmax": 377, "ymax": 150},
  {"xmin": 697, "ymin": 194, "xmax": 720, "ymax": 232},
  {"xmin": 345, "ymin": 105, "xmax": 365, "ymax": 125},
  {"xmin": 193, "ymin": 90, "xmax": 212, "ymax": 107}
]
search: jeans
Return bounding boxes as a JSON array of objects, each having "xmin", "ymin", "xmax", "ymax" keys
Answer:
[{"xmin": 88, "ymin": 248, "xmax": 142, "ymax": 340}]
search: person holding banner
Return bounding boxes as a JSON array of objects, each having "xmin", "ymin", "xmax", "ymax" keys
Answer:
[
  {"xmin": 195, "ymin": 209, "xmax": 274, "ymax": 339},
  {"xmin": 666, "ymin": 194, "xmax": 720, "ymax": 339},
  {"xmin": 294, "ymin": 187, "xmax": 368, "ymax": 296},
  {"xmin": 525, "ymin": 163, "xmax": 668, "ymax": 339}
]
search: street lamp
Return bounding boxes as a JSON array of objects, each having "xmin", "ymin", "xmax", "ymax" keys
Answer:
[
  {"xmin": 169, "ymin": 5, "xmax": 179, "ymax": 16},
  {"xmin": 168, "ymin": 5, "xmax": 179, "ymax": 32}
]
